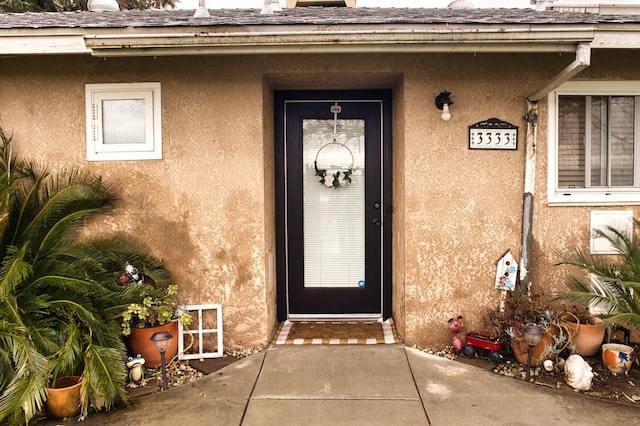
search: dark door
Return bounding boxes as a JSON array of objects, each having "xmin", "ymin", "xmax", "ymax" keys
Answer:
[{"xmin": 275, "ymin": 90, "xmax": 392, "ymax": 319}]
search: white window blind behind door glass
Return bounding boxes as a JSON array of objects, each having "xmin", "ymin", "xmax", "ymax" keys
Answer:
[{"xmin": 302, "ymin": 119, "xmax": 365, "ymax": 288}]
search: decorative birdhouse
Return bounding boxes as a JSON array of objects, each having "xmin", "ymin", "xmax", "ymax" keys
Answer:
[{"xmin": 495, "ymin": 250, "xmax": 517, "ymax": 291}]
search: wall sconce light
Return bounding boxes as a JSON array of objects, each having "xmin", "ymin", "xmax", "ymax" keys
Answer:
[
  {"xmin": 150, "ymin": 331, "xmax": 173, "ymax": 390},
  {"xmin": 523, "ymin": 324, "xmax": 544, "ymax": 382},
  {"xmin": 435, "ymin": 90, "xmax": 453, "ymax": 121}
]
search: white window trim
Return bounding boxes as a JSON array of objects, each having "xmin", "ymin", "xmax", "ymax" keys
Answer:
[
  {"xmin": 85, "ymin": 82, "xmax": 162, "ymax": 161},
  {"xmin": 548, "ymin": 81, "xmax": 640, "ymax": 206}
]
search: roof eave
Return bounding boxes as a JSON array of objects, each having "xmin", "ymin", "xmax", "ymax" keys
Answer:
[
  {"xmin": 83, "ymin": 27, "xmax": 597, "ymax": 57},
  {"xmin": 0, "ymin": 34, "xmax": 89, "ymax": 55},
  {"xmin": 591, "ymin": 24, "xmax": 640, "ymax": 48},
  {"xmin": 0, "ymin": 24, "xmax": 600, "ymax": 56}
]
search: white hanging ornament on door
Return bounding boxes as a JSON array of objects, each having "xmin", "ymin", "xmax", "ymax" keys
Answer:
[{"xmin": 314, "ymin": 103, "xmax": 357, "ymax": 189}]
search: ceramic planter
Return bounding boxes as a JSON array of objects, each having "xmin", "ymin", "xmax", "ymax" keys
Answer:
[
  {"xmin": 566, "ymin": 317, "xmax": 606, "ymax": 357},
  {"xmin": 46, "ymin": 376, "xmax": 82, "ymax": 419},
  {"xmin": 602, "ymin": 343, "xmax": 634, "ymax": 375},
  {"xmin": 128, "ymin": 321, "xmax": 179, "ymax": 368},
  {"xmin": 510, "ymin": 331, "xmax": 555, "ymax": 367}
]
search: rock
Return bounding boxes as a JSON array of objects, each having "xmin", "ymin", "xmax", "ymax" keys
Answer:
[{"xmin": 565, "ymin": 354, "xmax": 594, "ymax": 391}]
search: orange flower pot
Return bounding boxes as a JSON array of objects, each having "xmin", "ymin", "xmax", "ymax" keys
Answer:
[
  {"xmin": 128, "ymin": 321, "xmax": 179, "ymax": 368},
  {"xmin": 566, "ymin": 317, "xmax": 606, "ymax": 357},
  {"xmin": 510, "ymin": 331, "xmax": 555, "ymax": 367},
  {"xmin": 46, "ymin": 376, "xmax": 82, "ymax": 419}
]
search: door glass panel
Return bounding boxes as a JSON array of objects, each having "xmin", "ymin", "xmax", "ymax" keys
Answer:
[{"xmin": 302, "ymin": 119, "xmax": 365, "ymax": 288}]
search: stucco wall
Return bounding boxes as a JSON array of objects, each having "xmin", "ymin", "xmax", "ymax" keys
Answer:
[
  {"xmin": 532, "ymin": 50, "xmax": 640, "ymax": 313},
  {"xmin": 1, "ymin": 50, "xmax": 637, "ymax": 349},
  {"xmin": 1, "ymin": 55, "xmax": 270, "ymax": 348}
]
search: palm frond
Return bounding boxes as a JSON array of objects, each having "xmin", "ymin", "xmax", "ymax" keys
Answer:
[
  {"xmin": 605, "ymin": 312, "xmax": 640, "ymax": 333},
  {"xmin": 0, "ymin": 125, "xmax": 170, "ymax": 422},
  {"xmin": 21, "ymin": 183, "xmax": 115, "ymax": 249},
  {"xmin": 48, "ymin": 321, "xmax": 83, "ymax": 379},
  {"xmin": 81, "ymin": 343, "xmax": 128, "ymax": 417},
  {"xmin": 0, "ymin": 328, "xmax": 50, "ymax": 425},
  {"xmin": 0, "ymin": 245, "xmax": 31, "ymax": 300},
  {"xmin": 8, "ymin": 161, "xmax": 48, "ymax": 247},
  {"xmin": 556, "ymin": 218, "xmax": 640, "ymax": 335}
]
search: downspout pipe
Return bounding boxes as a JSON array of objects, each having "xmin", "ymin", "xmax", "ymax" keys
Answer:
[{"xmin": 517, "ymin": 42, "xmax": 591, "ymax": 295}]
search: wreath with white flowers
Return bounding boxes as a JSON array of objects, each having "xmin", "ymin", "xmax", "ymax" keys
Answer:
[{"xmin": 314, "ymin": 141, "xmax": 356, "ymax": 189}]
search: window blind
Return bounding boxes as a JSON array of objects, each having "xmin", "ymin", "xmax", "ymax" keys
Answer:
[
  {"xmin": 558, "ymin": 95, "xmax": 636, "ymax": 189},
  {"xmin": 558, "ymin": 96, "xmax": 585, "ymax": 188},
  {"xmin": 302, "ymin": 119, "xmax": 365, "ymax": 288}
]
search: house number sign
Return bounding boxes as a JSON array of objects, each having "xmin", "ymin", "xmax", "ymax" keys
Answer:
[{"xmin": 468, "ymin": 118, "xmax": 518, "ymax": 150}]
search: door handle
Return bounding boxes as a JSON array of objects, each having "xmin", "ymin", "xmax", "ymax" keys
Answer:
[{"xmin": 373, "ymin": 218, "xmax": 381, "ymax": 227}]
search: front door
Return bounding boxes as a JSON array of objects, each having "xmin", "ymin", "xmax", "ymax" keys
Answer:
[{"xmin": 275, "ymin": 90, "xmax": 392, "ymax": 320}]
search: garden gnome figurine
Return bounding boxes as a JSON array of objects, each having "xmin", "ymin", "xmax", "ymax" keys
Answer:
[{"xmin": 127, "ymin": 355, "xmax": 145, "ymax": 384}]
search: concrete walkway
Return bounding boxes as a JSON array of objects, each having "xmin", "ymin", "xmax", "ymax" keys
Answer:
[{"xmin": 63, "ymin": 345, "xmax": 638, "ymax": 426}]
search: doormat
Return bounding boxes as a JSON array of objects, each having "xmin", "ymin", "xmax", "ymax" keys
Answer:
[{"xmin": 272, "ymin": 319, "xmax": 400, "ymax": 345}]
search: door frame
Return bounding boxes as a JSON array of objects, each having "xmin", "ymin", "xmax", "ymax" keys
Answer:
[{"xmin": 274, "ymin": 90, "xmax": 393, "ymax": 321}]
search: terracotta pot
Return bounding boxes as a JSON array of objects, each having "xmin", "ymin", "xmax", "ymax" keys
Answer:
[
  {"xmin": 46, "ymin": 376, "xmax": 82, "ymax": 419},
  {"xmin": 602, "ymin": 343, "xmax": 634, "ymax": 375},
  {"xmin": 566, "ymin": 317, "xmax": 606, "ymax": 357},
  {"xmin": 510, "ymin": 331, "xmax": 555, "ymax": 367},
  {"xmin": 128, "ymin": 321, "xmax": 179, "ymax": 368}
]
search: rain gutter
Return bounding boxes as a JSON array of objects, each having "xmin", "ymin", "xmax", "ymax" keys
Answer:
[
  {"xmin": 517, "ymin": 42, "xmax": 591, "ymax": 295},
  {"xmin": 0, "ymin": 24, "xmax": 597, "ymax": 56},
  {"xmin": 81, "ymin": 27, "xmax": 596, "ymax": 57}
]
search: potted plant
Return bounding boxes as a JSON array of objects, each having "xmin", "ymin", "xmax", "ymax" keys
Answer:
[
  {"xmin": 491, "ymin": 289, "xmax": 574, "ymax": 367},
  {"xmin": 555, "ymin": 220, "xmax": 640, "ymax": 349},
  {"xmin": 46, "ymin": 376, "xmax": 83, "ymax": 419},
  {"xmin": 0, "ymin": 127, "xmax": 171, "ymax": 424},
  {"xmin": 120, "ymin": 263, "xmax": 192, "ymax": 368},
  {"xmin": 560, "ymin": 306, "xmax": 606, "ymax": 357}
]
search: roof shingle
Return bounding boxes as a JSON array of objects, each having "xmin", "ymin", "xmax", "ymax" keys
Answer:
[{"xmin": 1, "ymin": 7, "xmax": 639, "ymax": 30}]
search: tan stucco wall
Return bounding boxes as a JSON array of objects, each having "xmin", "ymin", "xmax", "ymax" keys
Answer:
[
  {"xmin": 402, "ymin": 53, "xmax": 540, "ymax": 345},
  {"xmin": 392, "ymin": 81, "xmax": 407, "ymax": 340},
  {"xmin": 1, "ymin": 50, "xmax": 637, "ymax": 349},
  {"xmin": 532, "ymin": 50, "xmax": 640, "ymax": 309},
  {"xmin": 1, "ymin": 55, "xmax": 271, "ymax": 348}
]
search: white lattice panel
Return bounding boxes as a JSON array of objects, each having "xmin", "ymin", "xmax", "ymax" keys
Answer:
[{"xmin": 178, "ymin": 304, "xmax": 223, "ymax": 360}]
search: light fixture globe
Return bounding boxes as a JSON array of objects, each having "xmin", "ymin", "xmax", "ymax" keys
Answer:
[
  {"xmin": 150, "ymin": 331, "xmax": 173, "ymax": 390},
  {"xmin": 523, "ymin": 324, "xmax": 544, "ymax": 346},
  {"xmin": 441, "ymin": 104, "xmax": 451, "ymax": 121},
  {"xmin": 435, "ymin": 90, "xmax": 454, "ymax": 121},
  {"xmin": 523, "ymin": 324, "xmax": 545, "ymax": 382},
  {"xmin": 150, "ymin": 331, "xmax": 173, "ymax": 353}
]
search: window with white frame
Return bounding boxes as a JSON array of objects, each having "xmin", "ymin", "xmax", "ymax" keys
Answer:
[
  {"xmin": 548, "ymin": 81, "xmax": 640, "ymax": 205},
  {"xmin": 85, "ymin": 82, "xmax": 162, "ymax": 161}
]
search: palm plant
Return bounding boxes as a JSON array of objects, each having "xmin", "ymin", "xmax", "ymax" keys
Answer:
[
  {"xmin": 556, "ymin": 220, "xmax": 640, "ymax": 335},
  {"xmin": 0, "ymin": 127, "xmax": 170, "ymax": 425}
]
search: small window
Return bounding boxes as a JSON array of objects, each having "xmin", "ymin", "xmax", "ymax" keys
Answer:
[
  {"xmin": 548, "ymin": 81, "xmax": 640, "ymax": 205},
  {"xmin": 85, "ymin": 82, "xmax": 162, "ymax": 161}
]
